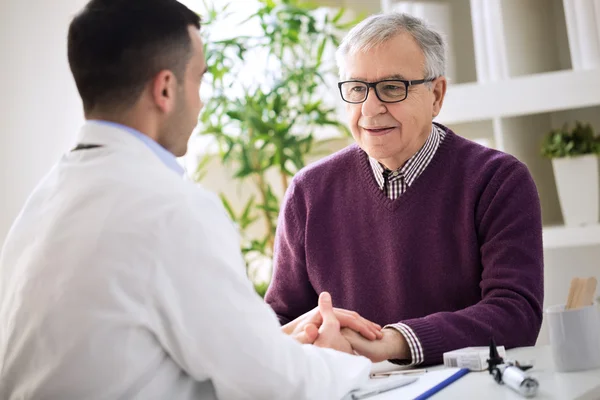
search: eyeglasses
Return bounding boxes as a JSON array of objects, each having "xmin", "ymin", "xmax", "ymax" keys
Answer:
[{"xmin": 337, "ymin": 78, "xmax": 435, "ymax": 104}]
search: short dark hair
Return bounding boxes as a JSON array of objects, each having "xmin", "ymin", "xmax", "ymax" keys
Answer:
[{"xmin": 68, "ymin": 0, "xmax": 201, "ymax": 114}]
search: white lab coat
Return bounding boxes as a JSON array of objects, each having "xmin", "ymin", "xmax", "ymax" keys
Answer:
[{"xmin": 0, "ymin": 122, "xmax": 370, "ymax": 400}]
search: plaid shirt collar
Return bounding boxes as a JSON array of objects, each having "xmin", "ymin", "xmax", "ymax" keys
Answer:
[{"xmin": 369, "ymin": 125, "xmax": 444, "ymax": 191}]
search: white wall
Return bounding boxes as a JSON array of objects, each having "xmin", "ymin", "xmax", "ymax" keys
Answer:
[{"xmin": 0, "ymin": 0, "xmax": 87, "ymax": 244}]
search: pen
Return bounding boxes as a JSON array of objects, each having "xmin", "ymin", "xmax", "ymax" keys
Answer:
[
  {"xmin": 370, "ymin": 368, "xmax": 428, "ymax": 378},
  {"xmin": 413, "ymin": 368, "xmax": 470, "ymax": 400},
  {"xmin": 349, "ymin": 376, "xmax": 419, "ymax": 399}
]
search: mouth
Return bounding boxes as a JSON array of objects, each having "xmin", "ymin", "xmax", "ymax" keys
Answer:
[{"xmin": 361, "ymin": 126, "xmax": 396, "ymax": 136}]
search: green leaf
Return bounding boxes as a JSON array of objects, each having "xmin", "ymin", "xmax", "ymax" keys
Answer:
[
  {"xmin": 332, "ymin": 7, "xmax": 345, "ymax": 23},
  {"xmin": 219, "ymin": 193, "xmax": 236, "ymax": 221},
  {"xmin": 254, "ymin": 281, "xmax": 270, "ymax": 298},
  {"xmin": 193, "ymin": 153, "xmax": 212, "ymax": 182},
  {"xmin": 316, "ymin": 37, "xmax": 327, "ymax": 65},
  {"xmin": 239, "ymin": 196, "xmax": 258, "ymax": 229},
  {"xmin": 221, "ymin": 137, "xmax": 236, "ymax": 163}
]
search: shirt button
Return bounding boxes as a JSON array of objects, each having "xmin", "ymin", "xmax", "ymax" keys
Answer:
[{"xmin": 392, "ymin": 171, "xmax": 399, "ymax": 177}]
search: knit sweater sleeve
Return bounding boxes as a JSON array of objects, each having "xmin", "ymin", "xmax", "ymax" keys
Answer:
[
  {"xmin": 264, "ymin": 178, "xmax": 318, "ymax": 325},
  {"xmin": 396, "ymin": 159, "xmax": 544, "ymax": 366}
]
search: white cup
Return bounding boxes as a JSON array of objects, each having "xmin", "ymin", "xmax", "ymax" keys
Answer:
[{"xmin": 546, "ymin": 303, "xmax": 600, "ymax": 372}]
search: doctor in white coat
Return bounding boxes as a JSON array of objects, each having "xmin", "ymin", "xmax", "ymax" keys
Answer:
[{"xmin": 0, "ymin": 0, "xmax": 384, "ymax": 399}]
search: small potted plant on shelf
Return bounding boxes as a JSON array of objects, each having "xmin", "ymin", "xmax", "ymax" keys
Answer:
[{"xmin": 541, "ymin": 122, "xmax": 600, "ymax": 226}]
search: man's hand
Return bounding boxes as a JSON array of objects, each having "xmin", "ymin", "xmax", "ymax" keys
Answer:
[
  {"xmin": 313, "ymin": 292, "xmax": 353, "ymax": 354},
  {"xmin": 341, "ymin": 327, "xmax": 410, "ymax": 363},
  {"xmin": 289, "ymin": 323, "xmax": 320, "ymax": 344},
  {"xmin": 282, "ymin": 301, "xmax": 382, "ymax": 343}
]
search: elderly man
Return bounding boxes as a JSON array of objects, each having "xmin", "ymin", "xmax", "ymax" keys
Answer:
[{"xmin": 265, "ymin": 12, "xmax": 544, "ymax": 366}]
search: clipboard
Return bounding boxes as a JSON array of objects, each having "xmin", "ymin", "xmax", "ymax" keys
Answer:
[{"xmin": 355, "ymin": 367, "xmax": 468, "ymax": 399}]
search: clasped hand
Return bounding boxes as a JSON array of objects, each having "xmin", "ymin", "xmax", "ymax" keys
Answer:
[{"xmin": 282, "ymin": 292, "xmax": 407, "ymax": 362}]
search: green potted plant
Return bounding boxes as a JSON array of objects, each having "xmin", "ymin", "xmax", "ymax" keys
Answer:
[
  {"xmin": 196, "ymin": 0, "xmax": 359, "ymax": 296},
  {"xmin": 541, "ymin": 122, "xmax": 600, "ymax": 226}
]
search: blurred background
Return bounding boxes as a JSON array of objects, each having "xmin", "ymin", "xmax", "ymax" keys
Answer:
[{"xmin": 1, "ymin": 0, "xmax": 599, "ymax": 346}]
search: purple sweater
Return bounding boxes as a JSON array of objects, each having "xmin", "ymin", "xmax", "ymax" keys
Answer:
[{"xmin": 265, "ymin": 125, "xmax": 544, "ymax": 365}]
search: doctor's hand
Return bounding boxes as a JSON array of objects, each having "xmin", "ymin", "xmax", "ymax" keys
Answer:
[
  {"xmin": 282, "ymin": 297, "xmax": 382, "ymax": 344},
  {"xmin": 341, "ymin": 327, "xmax": 410, "ymax": 363},
  {"xmin": 312, "ymin": 292, "xmax": 353, "ymax": 354}
]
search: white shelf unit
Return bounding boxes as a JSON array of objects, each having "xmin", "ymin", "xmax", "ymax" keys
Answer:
[
  {"xmin": 377, "ymin": 0, "xmax": 600, "ymax": 250},
  {"xmin": 437, "ymin": 68, "xmax": 600, "ymax": 125},
  {"xmin": 543, "ymin": 224, "xmax": 600, "ymax": 249}
]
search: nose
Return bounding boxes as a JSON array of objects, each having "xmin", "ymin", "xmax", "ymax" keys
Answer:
[{"xmin": 361, "ymin": 87, "xmax": 386, "ymax": 117}]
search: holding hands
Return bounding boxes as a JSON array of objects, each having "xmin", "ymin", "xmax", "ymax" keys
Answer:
[
  {"xmin": 282, "ymin": 292, "xmax": 409, "ymax": 362},
  {"xmin": 282, "ymin": 292, "xmax": 382, "ymax": 345}
]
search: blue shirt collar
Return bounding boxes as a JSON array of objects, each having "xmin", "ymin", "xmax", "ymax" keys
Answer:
[{"xmin": 88, "ymin": 120, "xmax": 185, "ymax": 176}]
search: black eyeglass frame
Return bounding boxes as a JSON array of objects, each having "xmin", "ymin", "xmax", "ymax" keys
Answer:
[{"xmin": 337, "ymin": 78, "xmax": 436, "ymax": 104}]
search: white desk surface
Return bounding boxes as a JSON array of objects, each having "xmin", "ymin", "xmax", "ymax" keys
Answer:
[{"xmin": 373, "ymin": 346, "xmax": 600, "ymax": 399}]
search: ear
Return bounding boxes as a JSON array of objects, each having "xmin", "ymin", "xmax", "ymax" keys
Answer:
[
  {"xmin": 431, "ymin": 76, "xmax": 447, "ymax": 118},
  {"xmin": 151, "ymin": 70, "xmax": 177, "ymax": 114}
]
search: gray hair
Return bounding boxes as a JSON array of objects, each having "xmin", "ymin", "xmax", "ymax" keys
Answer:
[{"xmin": 335, "ymin": 12, "xmax": 446, "ymax": 81}]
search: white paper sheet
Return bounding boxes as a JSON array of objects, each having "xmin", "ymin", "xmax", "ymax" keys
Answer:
[
  {"xmin": 369, "ymin": 368, "xmax": 463, "ymax": 399},
  {"xmin": 344, "ymin": 375, "xmax": 419, "ymax": 400}
]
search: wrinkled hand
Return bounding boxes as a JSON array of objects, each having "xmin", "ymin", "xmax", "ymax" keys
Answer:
[
  {"xmin": 312, "ymin": 292, "xmax": 353, "ymax": 354},
  {"xmin": 341, "ymin": 327, "xmax": 410, "ymax": 363},
  {"xmin": 283, "ymin": 300, "xmax": 382, "ymax": 344}
]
